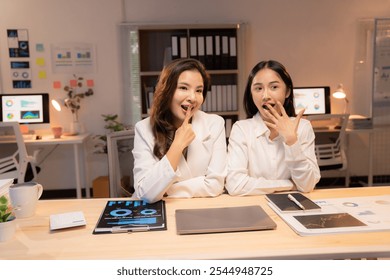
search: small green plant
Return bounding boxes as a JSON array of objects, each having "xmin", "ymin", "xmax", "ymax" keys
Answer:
[
  {"xmin": 0, "ymin": 195, "xmax": 13, "ymax": 223},
  {"xmin": 102, "ymin": 114, "xmax": 126, "ymax": 133},
  {"xmin": 93, "ymin": 114, "xmax": 126, "ymax": 153}
]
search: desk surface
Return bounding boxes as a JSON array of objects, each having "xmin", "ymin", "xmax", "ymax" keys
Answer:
[
  {"xmin": 24, "ymin": 133, "xmax": 90, "ymax": 145},
  {"xmin": 1, "ymin": 187, "xmax": 390, "ymax": 260}
]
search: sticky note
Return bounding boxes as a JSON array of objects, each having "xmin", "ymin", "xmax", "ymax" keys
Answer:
[
  {"xmin": 87, "ymin": 79, "xmax": 94, "ymax": 87},
  {"xmin": 38, "ymin": 71, "xmax": 47, "ymax": 79},
  {"xmin": 70, "ymin": 79, "xmax": 77, "ymax": 87},
  {"xmin": 36, "ymin": 43, "xmax": 44, "ymax": 52},
  {"xmin": 53, "ymin": 81, "xmax": 62, "ymax": 89},
  {"xmin": 36, "ymin": 58, "xmax": 45, "ymax": 66}
]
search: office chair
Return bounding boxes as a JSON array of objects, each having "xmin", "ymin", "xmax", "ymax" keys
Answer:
[
  {"xmin": 306, "ymin": 114, "xmax": 350, "ymax": 186},
  {"xmin": 0, "ymin": 122, "xmax": 41, "ymax": 183},
  {"xmin": 106, "ymin": 129, "xmax": 135, "ymax": 197}
]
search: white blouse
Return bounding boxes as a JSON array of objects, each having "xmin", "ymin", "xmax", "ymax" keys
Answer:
[
  {"xmin": 226, "ymin": 113, "xmax": 321, "ymax": 196},
  {"xmin": 133, "ymin": 110, "xmax": 227, "ymax": 203}
]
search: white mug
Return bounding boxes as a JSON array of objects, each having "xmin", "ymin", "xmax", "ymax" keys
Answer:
[{"xmin": 9, "ymin": 182, "xmax": 43, "ymax": 218}]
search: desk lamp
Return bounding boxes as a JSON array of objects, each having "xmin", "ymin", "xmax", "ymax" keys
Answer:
[
  {"xmin": 51, "ymin": 99, "xmax": 63, "ymax": 112},
  {"xmin": 332, "ymin": 83, "xmax": 349, "ymax": 114},
  {"xmin": 51, "ymin": 98, "xmax": 82, "ymax": 135},
  {"xmin": 51, "ymin": 98, "xmax": 74, "ymax": 112}
]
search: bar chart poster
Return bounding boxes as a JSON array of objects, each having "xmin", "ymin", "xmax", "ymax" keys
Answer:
[{"xmin": 51, "ymin": 43, "xmax": 96, "ymax": 73}]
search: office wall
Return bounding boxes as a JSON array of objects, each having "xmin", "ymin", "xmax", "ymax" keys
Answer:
[
  {"xmin": 0, "ymin": 0, "xmax": 123, "ymax": 190},
  {"xmin": 0, "ymin": 0, "xmax": 389, "ymax": 191},
  {"xmin": 123, "ymin": 0, "xmax": 390, "ymax": 114}
]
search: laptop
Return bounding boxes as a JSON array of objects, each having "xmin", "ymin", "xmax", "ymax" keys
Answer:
[{"xmin": 175, "ymin": 205, "xmax": 277, "ymax": 235}]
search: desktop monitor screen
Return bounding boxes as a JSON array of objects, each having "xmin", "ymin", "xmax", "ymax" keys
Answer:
[
  {"xmin": 293, "ymin": 86, "xmax": 331, "ymax": 115},
  {"xmin": 0, "ymin": 93, "xmax": 50, "ymax": 124}
]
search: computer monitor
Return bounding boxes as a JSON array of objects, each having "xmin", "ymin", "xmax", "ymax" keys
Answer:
[
  {"xmin": 293, "ymin": 86, "xmax": 331, "ymax": 115},
  {"xmin": 0, "ymin": 93, "xmax": 50, "ymax": 124}
]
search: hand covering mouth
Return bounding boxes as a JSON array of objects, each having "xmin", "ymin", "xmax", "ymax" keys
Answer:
[{"xmin": 262, "ymin": 103, "xmax": 275, "ymax": 110}]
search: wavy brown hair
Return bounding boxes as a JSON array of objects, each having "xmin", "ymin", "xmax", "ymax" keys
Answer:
[{"xmin": 150, "ymin": 58, "xmax": 210, "ymax": 159}]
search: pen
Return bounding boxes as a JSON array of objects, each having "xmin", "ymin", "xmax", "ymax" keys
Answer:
[
  {"xmin": 111, "ymin": 225, "xmax": 150, "ymax": 233},
  {"xmin": 288, "ymin": 194, "xmax": 306, "ymax": 210}
]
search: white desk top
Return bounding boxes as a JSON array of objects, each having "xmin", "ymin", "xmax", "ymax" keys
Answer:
[
  {"xmin": 24, "ymin": 133, "xmax": 90, "ymax": 145},
  {"xmin": 1, "ymin": 186, "xmax": 390, "ymax": 260}
]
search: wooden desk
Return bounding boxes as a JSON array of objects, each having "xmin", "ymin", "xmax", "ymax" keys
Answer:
[
  {"xmin": 1, "ymin": 187, "xmax": 389, "ymax": 260},
  {"xmin": 24, "ymin": 133, "xmax": 90, "ymax": 199}
]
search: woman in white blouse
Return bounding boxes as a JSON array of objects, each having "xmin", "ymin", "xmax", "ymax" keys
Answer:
[
  {"xmin": 226, "ymin": 60, "xmax": 320, "ymax": 196},
  {"xmin": 133, "ymin": 58, "xmax": 227, "ymax": 203}
]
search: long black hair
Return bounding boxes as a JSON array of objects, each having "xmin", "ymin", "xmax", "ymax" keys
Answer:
[{"xmin": 243, "ymin": 60, "xmax": 296, "ymax": 118}]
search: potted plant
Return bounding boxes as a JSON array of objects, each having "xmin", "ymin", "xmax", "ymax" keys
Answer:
[
  {"xmin": 93, "ymin": 114, "xmax": 126, "ymax": 153},
  {"xmin": 0, "ymin": 195, "xmax": 16, "ymax": 242},
  {"xmin": 63, "ymin": 74, "xmax": 94, "ymax": 134}
]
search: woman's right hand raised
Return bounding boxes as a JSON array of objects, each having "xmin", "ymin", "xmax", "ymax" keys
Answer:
[
  {"xmin": 166, "ymin": 107, "xmax": 195, "ymax": 170},
  {"xmin": 173, "ymin": 106, "xmax": 195, "ymax": 151}
]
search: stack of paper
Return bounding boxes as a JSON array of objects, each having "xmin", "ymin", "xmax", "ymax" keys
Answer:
[{"xmin": 269, "ymin": 195, "xmax": 390, "ymax": 236}]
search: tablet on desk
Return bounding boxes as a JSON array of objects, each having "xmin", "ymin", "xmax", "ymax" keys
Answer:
[{"xmin": 175, "ymin": 205, "xmax": 277, "ymax": 235}]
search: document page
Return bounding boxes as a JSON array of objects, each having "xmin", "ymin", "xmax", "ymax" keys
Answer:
[{"xmin": 270, "ymin": 195, "xmax": 390, "ymax": 236}]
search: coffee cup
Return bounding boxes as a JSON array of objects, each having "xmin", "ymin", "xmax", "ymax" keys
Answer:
[
  {"xmin": 9, "ymin": 182, "xmax": 43, "ymax": 218},
  {"xmin": 51, "ymin": 126, "xmax": 63, "ymax": 139}
]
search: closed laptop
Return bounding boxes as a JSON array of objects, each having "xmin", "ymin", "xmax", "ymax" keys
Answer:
[{"xmin": 175, "ymin": 205, "xmax": 277, "ymax": 235}]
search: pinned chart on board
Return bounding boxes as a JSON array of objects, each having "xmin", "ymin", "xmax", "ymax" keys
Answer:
[{"xmin": 51, "ymin": 42, "xmax": 96, "ymax": 73}]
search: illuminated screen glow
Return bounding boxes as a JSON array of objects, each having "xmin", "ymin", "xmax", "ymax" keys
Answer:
[
  {"xmin": 0, "ymin": 93, "xmax": 50, "ymax": 124},
  {"xmin": 293, "ymin": 87, "xmax": 330, "ymax": 115}
]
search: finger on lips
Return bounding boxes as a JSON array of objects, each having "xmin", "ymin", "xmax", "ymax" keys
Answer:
[{"xmin": 183, "ymin": 105, "xmax": 192, "ymax": 125}]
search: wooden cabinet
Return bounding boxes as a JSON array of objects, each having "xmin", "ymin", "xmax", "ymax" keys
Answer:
[{"xmin": 121, "ymin": 23, "xmax": 245, "ymax": 137}]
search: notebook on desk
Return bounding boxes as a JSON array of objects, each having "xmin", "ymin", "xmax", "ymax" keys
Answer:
[{"xmin": 175, "ymin": 205, "xmax": 277, "ymax": 235}]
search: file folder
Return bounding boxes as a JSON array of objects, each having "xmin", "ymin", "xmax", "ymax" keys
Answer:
[
  {"xmin": 179, "ymin": 36, "xmax": 187, "ymax": 58},
  {"xmin": 171, "ymin": 36, "xmax": 179, "ymax": 60},
  {"xmin": 197, "ymin": 36, "xmax": 206, "ymax": 66}
]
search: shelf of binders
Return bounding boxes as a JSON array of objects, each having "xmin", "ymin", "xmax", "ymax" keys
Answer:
[
  {"xmin": 221, "ymin": 114, "xmax": 238, "ymax": 139},
  {"xmin": 142, "ymin": 74, "xmax": 239, "ymax": 117},
  {"xmin": 138, "ymin": 25, "xmax": 240, "ymax": 120}
]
